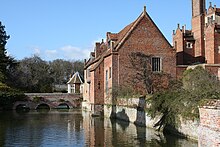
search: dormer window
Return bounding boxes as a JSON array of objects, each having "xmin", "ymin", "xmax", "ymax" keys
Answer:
[
  {"xmin": 111, "ymin": 41, "xmax": 115, "ymax": 49},
  {"xmin": 108, "ymin": 40, "xmax": 111, "ymax": 48},
  {"xmin": 208, "ymin": 16, "xmax": 214, "ymax": 24},
  {"xmin": 108, "ymin": 40, "xmax": 115, "ymax": 49}
]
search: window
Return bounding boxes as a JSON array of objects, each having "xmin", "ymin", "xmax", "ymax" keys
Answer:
[
  {"xmin": 98, "ymin": 81, "xmax": 100, "ymax": 89},
  {"xmin": 106, "ymin": 70, "xmax": 108, "ymax": 94},
  {"xmin": 186, "ymin": 42, "xmax": 193, "ymax": 48},
  {"xmin": 208, "ymin": 15, "xmax": 214, "ymax": 24},
  {"xmin": 108, "ymin": 41, "xmax": 111, "ymax": 48},
  {"xmin": 109, "ymin": 67, "xmax": 112, "ymax": 78},
  {"xmin": 152, "ymin": 57, "xmax": 161, "ymax": 72},
  {"xmin": 174, "ymin": 41, "xmax": 177, "ymax": 49}
]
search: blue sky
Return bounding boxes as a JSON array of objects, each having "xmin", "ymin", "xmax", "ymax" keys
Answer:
[{"xmin": 1, "ymin": 0, "xmax": 220, "ymax": 61}]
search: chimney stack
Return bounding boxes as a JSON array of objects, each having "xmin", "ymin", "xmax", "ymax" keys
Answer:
[{"xmin": 144, "ymin": 5, "xmax": 146, "ymax": 12}]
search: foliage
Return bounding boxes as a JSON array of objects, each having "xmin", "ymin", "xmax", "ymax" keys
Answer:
[
  {"xmin": 49, "ymin": 59, "xmax": 71, "ymax": 85},
  {"xmin": 59, "ymin": 99, "xmax": 65, "ymax": 102},
  {"xmin": 0, "ymin": 82, "xmax": 26, "ymax": 109},
  {"xmin": 32, "ymin": 96, "xmax": 44, "ymax": 103},
  {"xmin": 49, "ymin": 59, "xmax": 84, "ymax": 85},
  {"xmin": 9, "ymin": 55, "xmax": 54, "ymax": 93},
  {"xmin": 0, "ymin": 21, "xmax": 16, "ymax": 83},
  {"xmin": 9, "ymin": 56, "xmax": 84, "ymax": 93},
  {"xmin": 147, "ymin": 66, "xmax": 220, "ymax": 130}
]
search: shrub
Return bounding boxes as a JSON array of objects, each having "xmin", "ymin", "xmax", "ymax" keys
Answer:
[
  {"xmin": 147, "ymin": 66, "xmax": 220, "ymax": 130},
  {"xmin": 0, "ymin": 82, "xmax": 26, "ymax": 109}
]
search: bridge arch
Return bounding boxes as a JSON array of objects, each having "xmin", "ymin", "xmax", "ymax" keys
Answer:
[
  {"xmin": 15, "ymin": 104, "xmax": 30, "ymax": 111},
  {"xmin": 57, "ymin": 103, "xmax": 70, "ymax": 109},
  {"xmin": 36, "ymin": 103, "xmax": 50, "ymax": 110}
]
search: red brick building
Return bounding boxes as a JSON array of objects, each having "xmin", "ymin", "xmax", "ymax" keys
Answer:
[
  {"xmin": 173, "ymin": 0, "xmax": 220, "ymax": 77},
  {"xmin": 83, "ymin": 7, "xmax": 176, "ymax": 114}
]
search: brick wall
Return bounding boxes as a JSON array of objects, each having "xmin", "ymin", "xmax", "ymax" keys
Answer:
[
  {"xmin": 94, "ymin": 62, "xmax": 104, "ymax": 104},
  {"xmin": 173, "ymin": 28, "xmax": 184, "ymax": 65},
  {"xmin": 192, "ymin": 0, "xmax": 205, "ymax": 17},
  {"xmin": 90, "ymin": 71, "xmax": 95, "ymax": 104},
  {"xmin": 214, "ymin": 29, "xmax": 220, "ymax": 63},
  {"xmin": 192, "ymin": 15, "xmax": 205, "ymax": 60},
  {"xmin": 117, "ymin": 16, "xmax": 176, "ymax": 93},
  {"xmin": 205, "ymin": 64, "xmax": 220, "ymax": 77},
  {"xmin": 198, "ymin": 100, "xmax": 220, "ymax": 147},
  {"xmin": 205, "ymin": 25, "xmax": 215, "ymax": 63},
  {"xmin": 104, "ymin": 55, "xmax": 113, "ymax": 104}
]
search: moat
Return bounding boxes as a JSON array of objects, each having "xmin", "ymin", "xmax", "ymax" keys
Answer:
[{"xmin": 0, "ymin": 109, "xmax": 197, "ymax": 147}]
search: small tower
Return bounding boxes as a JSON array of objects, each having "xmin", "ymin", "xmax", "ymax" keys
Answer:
[
  {"xmin": 192, "ymin": 0, "xmax": 206, "ymax": 17},
  {"xmin": 191, "ymin": 0, "xmax": 206, "ymax": 62},
  {"xmin": 67, "ymin": 72, "xmax": 84, "ymax": 94}
]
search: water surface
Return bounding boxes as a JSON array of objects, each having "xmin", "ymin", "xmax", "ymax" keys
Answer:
[{"xmin": 0, "ymin": 110, "xmax": 197, "ymax": 147}]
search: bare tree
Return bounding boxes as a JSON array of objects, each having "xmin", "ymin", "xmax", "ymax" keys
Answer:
[
  {"xmin": 128, "ymin": 52, "xmax": 170, "ymax": 95},
  {"xmin": 129, "ymin": 52, "xmax": 153, "ymax": 94}
]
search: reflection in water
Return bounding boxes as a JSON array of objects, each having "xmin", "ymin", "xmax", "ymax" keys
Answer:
[{"xmin": 0, "ymin": 110, "xmax": 197, "ymax": 147}]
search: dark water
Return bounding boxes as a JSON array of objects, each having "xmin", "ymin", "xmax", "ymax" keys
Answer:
[{"xmin": 0, "ymin": 110, "xmax": 197, "ymax": 147}]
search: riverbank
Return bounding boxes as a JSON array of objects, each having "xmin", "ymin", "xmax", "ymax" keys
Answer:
[
  {"xmin": 102, "ymin": 97, "xmax": 199, "ymax": 140},
  {"xmin": 82, "ymin": 98, "xmax": 220, "ymax": 145}
]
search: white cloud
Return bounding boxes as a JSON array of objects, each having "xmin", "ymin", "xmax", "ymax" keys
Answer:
[
  {"xmin": 45, "ymin": 50, "xmax": 58, "ymax": 60},
  {"xmin": 29, "ymin": 46, "xmax": 42, "ymax": 57},
  {"xmin": 34, "ymin": 48, "xmax": 41, "ymax": 55},
  {"xmin": 59, "ymin": 45, "xmax": 92, "ymax": 60},
  {"xmin": 28, "ymin": 38, "xmax": 103, "ymax": 61}
]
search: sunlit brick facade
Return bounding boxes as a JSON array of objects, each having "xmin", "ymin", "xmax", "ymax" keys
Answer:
[
  {"xmin": 83, "ymin": 7, "xmax": 176, "ymax": 114},
  {"xmin": 173, "ymin": 0, "xmax": 220, "ymax": 78}
]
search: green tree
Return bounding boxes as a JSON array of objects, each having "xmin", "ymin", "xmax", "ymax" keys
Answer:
[
  {"xmin": 147, "ymin": 66, "xmax": 220, "ymax": 130},
  {"xmin": 0, "ymin": 82, "xmax": 26, "ymax": 109},
  {"xmin": 0, "ymin": 21, "xmax": 16, "ymax": 83},
  {"xmin": 49, "ymin": 59, "xmax": 74, "ymax": 85},
  {"xmin": 14, "ymin": 55, "xmax": 54, "ymax": 92},
  {"xmin": 49, "ymin": 59, "xmax": 84, "ymax": 85},
  {"xmin": 0, "ymin": 21, "xmax": 10, "ymax": 82}
]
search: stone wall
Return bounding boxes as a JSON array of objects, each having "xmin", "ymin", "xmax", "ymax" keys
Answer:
[
  {"xmin": 104, "ymin": 97, "xmax": 199, "ymax": 139},
  {"xmin": 198, "ymin": 100, "xmax": 220, "ymax": 147}
]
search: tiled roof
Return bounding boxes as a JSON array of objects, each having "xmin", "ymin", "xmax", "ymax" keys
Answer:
[
  {"xmin": 108, "ymin": 33, "xmax": 118, "ymax": 41},
  {"xmin": 114, "ymin": 22, "xmax": 135, "ymax": 48},
  {"xmin": 67, "ymin": 72, "xmax": 84, "ymax": 84},
  {"xmin": 90, "ymin": 49, "xmax": 111, "ymax": 71},
  {"xmin": 85, "ymin": 6, "xmax": 172, "ymax": 70},
  {"xmin": 216, "ymin": 8, "xmax": 220, "ymax": 13}
]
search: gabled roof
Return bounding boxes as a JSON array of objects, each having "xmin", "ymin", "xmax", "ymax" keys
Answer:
[
  {"xmin": 85, "ymin": 6, "xmax": 172, "ymax": 71},
  {"xmin": 67, "ymin": 72, "xmax": 84, "ymax": 84},
  {"xmin": 113, "ymin": 6, "xmax": 172, "ymax": 51}
]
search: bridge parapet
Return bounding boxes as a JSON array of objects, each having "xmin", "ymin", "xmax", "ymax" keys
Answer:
[
  {"xmin": 13, "ymin": 93, "xmax": 83, "ymax": 110},
  {"xmin": 25, "ymin": 93, "xmax": 81, "ymax": 99}
]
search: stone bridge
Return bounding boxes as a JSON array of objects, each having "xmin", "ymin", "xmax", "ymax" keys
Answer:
[{"xmin": 13, "ymin": 93, "xmax": 82, "ymax": 110}]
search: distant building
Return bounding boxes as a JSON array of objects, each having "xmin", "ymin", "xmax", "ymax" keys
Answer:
[
  {"xmin": 53, "ymin": 84, "xmax": 68, "ymax": 93},
  {"xmin": 173, "ymin": 0, "xmax": 220, "ymax": 78},
  {"xmin": 67, "ymin": 72, "xmax": 84, "ymax": 94},
  {"xmin": 83, "ymin": 6, "xmax": 176, "ymax": 114}
]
